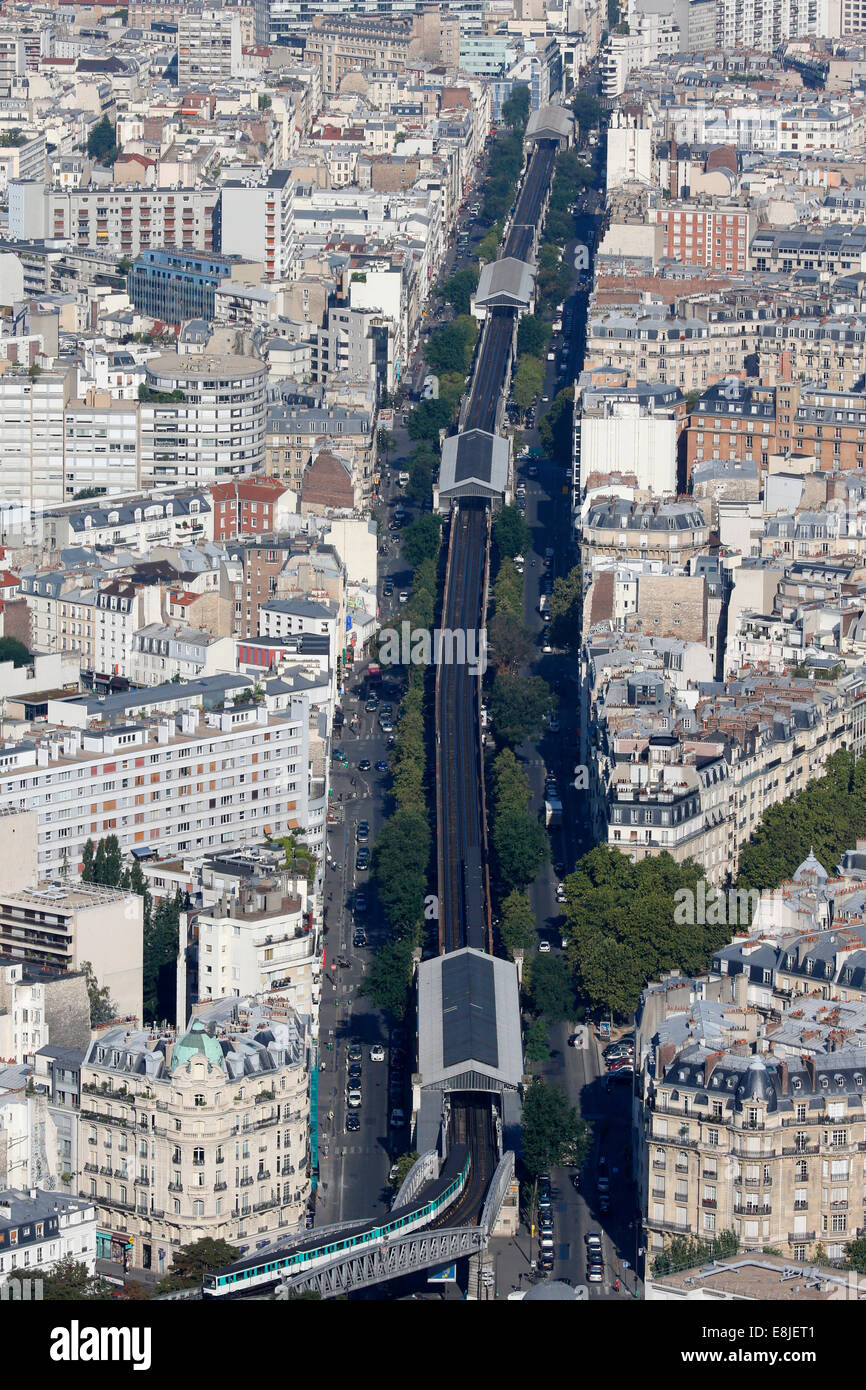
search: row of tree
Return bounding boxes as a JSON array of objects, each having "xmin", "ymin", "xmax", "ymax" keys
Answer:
[
  {"xmin": 490, "ymin": 748, "xmax": 549, "ymax": 896},
  {"xmin": 737, "ymin": 749, "xmax": 866, "ymax": 891},
  {"xmin": 362, "ymin": 522, "xmax": 442, "ymax": 1018}
]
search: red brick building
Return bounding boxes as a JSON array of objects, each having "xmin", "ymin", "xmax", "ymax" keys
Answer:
[{"xmin": 209, "ymin": 477, "xmax": 292, "ymax": 541}]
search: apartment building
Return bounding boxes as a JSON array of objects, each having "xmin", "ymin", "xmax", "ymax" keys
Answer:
[
  {"xmin": 210, "ymin": 477, "xmax": 295, "ymax": 541},
  {"xmin": 8, "ymin": 183, "xmax": 220, "ymax": 258},
  {"xmin": 177, "ymin": 6, "xmax": 242, "ymax": 88},
  {"xmin": 573, "ymin": 377, "xmax": 683, "ymax": 502},
  {"xmin": 42, "ymin": 491, "xmax": 212, "ymax": 553},
  {"xmin": 584, "ymin": 311, "xmax": 756, "ymax": 392},
  {"xmin": 0, "ymin": 365, "xmax": 72, "ymax": 509},
  {"xmin": 581, "ymin": 500, "xmax": 711, "ymax": 564},
  {"xmin": 220, "ymin": 171, "xmax": 297, "ymax": 283},
  {"xmin": 0, "ymin": 694, "xmax": 314, "ymax": 879},
  {"xmin": 0, "ymin": 882, "xmax": 143, "ymax": 1023},
  {"xmin": 757, "ymin": 318, "xmax": 866, "ymax": 394},
  {"xmin": 653, "ymin": 203, "xmax": 752, "ymax": 274},
  {"xmin": 265, "ymin": 400, "xmax": 375, "ymax": 497},
  {"xmin": 139, "ymin": 354, "xmax": 268, "ymax": 489},
  {"xmin": 304, "ymin": 16, "xmax": 416, "ymax": 98},
  {"xmin": 79, "ymin": 1004, "xmax": 310, "ymax": 1275},
  {"xmin": 128, "ymin": 249, "xmax": 244, "ymax": 327},
  {"xmin": 685, "ymin": 381, "xmax": 866, "ymax": 481},
  {"xmin": 640, "ymin": 1039, "xmax": 866, "ymax": 1265},
  {"xmin": 128, "ymin": 624, "xmax": 235, "ymax": 686},
  {"xmin": 63, "ymin": 394, "xmax": 141, "ymax": 500},
  {"xmin": 0, "ymin": 1190, "xmax": 96, "ymax": 1285},
  {"xmin": 193, "ymin": 875, "xmax": 318, "ymax": 1020}
]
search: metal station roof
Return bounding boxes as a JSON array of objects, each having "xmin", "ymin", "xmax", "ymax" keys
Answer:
[
  {"xmin": 438, "ymin": 429, "xmax": 509, "ymax": 501},
  {"xmin": 525, "ymin": 104, "xmax": 574, "ymax": 144},
  {"xmin": 474, "ymin": 256, "xmax": 535, "ymax": 310},
  {"xmin": 417, "ymin": 947, "xmax": 523, "ymax": 1091}
]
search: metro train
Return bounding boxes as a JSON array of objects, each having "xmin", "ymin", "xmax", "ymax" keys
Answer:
[{"xmin": 202, "ymin": 1145, "xmax": 471, "ymax": 1299}]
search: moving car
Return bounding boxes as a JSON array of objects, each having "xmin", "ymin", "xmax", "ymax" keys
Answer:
[
  {"xmin": 538, "ymin": 940, "xmax": 551, "ymax": 953},
  {"xmin": 370, "ymin": 1044, "xmax": 386, "ymax": 1062},
  {"xmin": 376, "ymin": 759, "xmax": 389, "ymax": 772},
  {"xmin": 346, "ymin": 1113, "xmax": 360, "ymax": 1132},
  {"xmin": 365, "ymin": 697, "xmax": 378, "ymax": 712},
  {"xmin": 399, "ymin": 590, "xmax": 409, "ymax": 603},
  {"xmin": 358, "ymin": 759, "xmax": 371, "ymax": 772},
  {"xmin": 355, "ymin": 848, "xmax": 371, "ymax": 870},
  {"xmin": 353, "ymin": 931, "xmax": 367, "ymax": 948},
  {"xmin": 555, "ymin": 883, "xmax": 567, "ymax": 903},
  {"xmin": 390, "ymin": 1108, "xmax": 406, "ymax": 1127}
]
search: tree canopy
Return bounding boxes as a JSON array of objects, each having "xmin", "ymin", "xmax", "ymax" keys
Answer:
[
  {"xmin": 499, "ymin": 888, "xmax": 536, "ymax": 958},
  {"xmin": 155, "ymin": 1238, "xmax": 240, "ymax": 1293},
  {"xmin": 0, "ymin": 636, "xmax": 31, "ymax": 667},
  {"xmin": 440, "ymin": 265, "xmax": 479, "ymax": 317},
  {"xmin": 86, "ymin": 115, "xmax": 119, "ymax": 165},
  {"xmin": 737, "ymin": 750, "xmax": 866, "ymax": 892},
  {"xmin": 521, "ymin": 1078, "xmax": 591, "ymax": 1176},
  {"xmin": 512, "ymin": 354, "xmax": 544, "ymax": 411},
  {"xmin": 548, "ymin": 564, "xmax": 583, "ymax": 650},
  {"xmin": 517, "ymin": 314, "xmax": 552, "ymax": 360},
  {"xmin": 401, "ymin": 512, "xmax": 442, "ymax": 568},
  {"xmin": 493, "ymin": 503, "xmax": 531, "ymax": 562},
  {"xmin": 538, "ymin": 387, "xmax": 574, "ymax": 464},
  {"xmin": 490, "ymin": 671, "xmax": 554, "ymax": 747},
  {"xmin": 502, "ymin": 83, "xmax": 530, "ymax": 130},
  {"xmin": 490, "ymin": 747, "xmax": 550, "ymax": 892},
  {"xmin": 563, "ymin": 847, "xmax": 725, "ymax": 1019},
  {"xmin": 527, "ymin": 953, "xmax": 577, "ymax": 1022},
  {"xmin": 488, "ymin": 610, "xmax": 535, "ymax": 673},
  {"xmin": 31, "ymin": 1256, "xmax": 117, "ymax": 1301}
]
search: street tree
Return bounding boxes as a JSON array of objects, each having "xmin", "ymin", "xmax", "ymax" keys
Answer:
[
  {"xmin": 499, "ymin": 889, "xmax": 536, "ymax": 957},
  {"xmin": 488, "ymin": 611, "xmax": 535, "ymax": 672},
  {"xmin": 527, "ymin": 954, "xmax": 577, "ymax": 1022},
  {"xmin": 155, "ymin": 1238, "xmax": 240, "ymax": 1293},
  {"xmin": 490, "ymin": 671, "xmax": 554, "ymax": 746},
  {"xmin": 512, "ymin": 355, "xmax": 544, "ymax": 411},
  {"xmin": 521, "ymin": 1078, "xmax": 591, "ymax": 1177},
  {"xmin": 402, "ymin": 513, "xmax": 442, "ymax": 568},
  {"xmin": 493, "ymin": 503, "xmax": 531, "ymax": 561}
]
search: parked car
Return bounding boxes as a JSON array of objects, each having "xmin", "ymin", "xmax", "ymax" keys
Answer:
[
  {"xmin": 355, "ymin": 848, "xmax": 371, "ymax": 871},
  {"xmin": 346, "ymin": 1113, "xmax": 360, "ymax": 1132},
  {"xmin": 356, "ymin": 820, "xmax": 370, "ymax": 843},
  {"xmin": 390, "ymin": 1108, "xmax": 406, "ymax": 1127},
  {"xmin": 348, "ymin": 1044, "xmax": 362, "ymax": 1062}
]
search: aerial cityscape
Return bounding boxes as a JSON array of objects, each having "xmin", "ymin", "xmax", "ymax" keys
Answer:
[{"xmin": 0, "ymin": 0, "xmax": 861, "ymax": 1350}]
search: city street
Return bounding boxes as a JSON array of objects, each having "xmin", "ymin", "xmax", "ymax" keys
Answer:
[{"xmin": 315, "ymin": 462, "xmax": 417, "ymax": 1227}]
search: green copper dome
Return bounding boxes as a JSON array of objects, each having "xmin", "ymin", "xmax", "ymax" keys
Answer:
[{"xmin": 171, "ymin": 1018, "xmax": 225, "ymax": 1072}]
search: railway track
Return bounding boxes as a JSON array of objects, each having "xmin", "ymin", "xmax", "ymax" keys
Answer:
[{"xmin": 432, "ymin": 1097, "xmax": 495, "ymax": 1228}]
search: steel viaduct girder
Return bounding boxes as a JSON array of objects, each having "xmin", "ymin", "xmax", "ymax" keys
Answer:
[{"xmin": 275, "ymin": 1227, "xmax": 487, "ymax": 1299}]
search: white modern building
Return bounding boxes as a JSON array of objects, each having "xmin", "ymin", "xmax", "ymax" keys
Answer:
[
  {"xmin": 139, "ymin": 353, "xmax": 268, "ymax": 488},
  {"xmin": 220, "ymin": 171, "xmax": 297, "ymax": 283}
]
